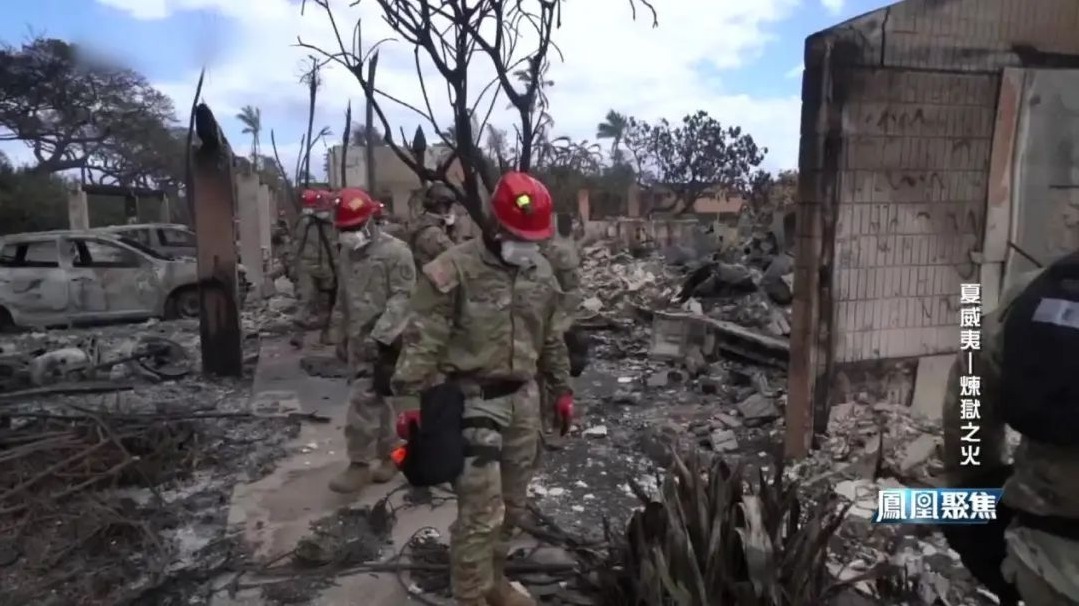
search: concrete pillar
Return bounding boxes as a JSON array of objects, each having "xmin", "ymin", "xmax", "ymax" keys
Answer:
[
  {"xmin": 236, "ymin": 169, "xmax": 266, "ymax": 297},
  {"xmin": 627, "ymin": 184, "xmax": 641, "ymax": 218},
  {"xmin": 159, "ymin": 195, "xmax": 172, "ymax": 223},
  {"xmin": 576, "ymin": 188, "xmax": 590, "ymax": 222},
  {"xmin": 68, "ymin": 186, "xmax": 89, "ymax": 230},
  {"xmin": 257, "ymin": 183, "xmax": 274, "ymax": 298}
]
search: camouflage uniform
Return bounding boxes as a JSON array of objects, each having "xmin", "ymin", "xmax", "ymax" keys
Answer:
[
  {"xmin": 271, "ymin": 221, "xmax": 294, "ymax": 280},
  {"xmin": 943, "ymin": 268, "xmax": 1079, "ymax": 604},
  {"xmin": 293, "ymin": 215, "xmax": 338, "ymax": 339},
  {"xmin": 537, "ymin": 237, "xmax": 581, "ymax": 440},
  {"xmin": 408, "ymin": 212, "xmax": 457, "ymax": 270},
  {"xmin": 328, "ymin": 231, "xmax": 416, "ymax": 487},
  {"xmin": 391, "ymin": 237, "xmax": 570, "ymax": 604}
]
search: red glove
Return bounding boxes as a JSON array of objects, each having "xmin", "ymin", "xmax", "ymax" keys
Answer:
[
  {"xmin": 555, "ymin": 392, "xmax": 574, "ymax": 436},
  {"xmin": 396, "ymin": 410, "xmax": 420, "ymax": 439}
]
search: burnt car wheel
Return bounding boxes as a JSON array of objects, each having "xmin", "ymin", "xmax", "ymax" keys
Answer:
[{"xmin": 166, "ymin": 287, "xmax": 201, "ymax": 319}]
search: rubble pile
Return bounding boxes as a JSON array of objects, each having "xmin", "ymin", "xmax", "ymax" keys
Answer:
[
  {"xmin": 527, "ymin": 232, "xmax": 998, "ymax": 605},
  {"xmin": 576, "ymin": 239, "xmax": 794, "ymax": 339},
  {"xmin": 0, "ymin": 314, "xmax": 303, "ymax": 605}
]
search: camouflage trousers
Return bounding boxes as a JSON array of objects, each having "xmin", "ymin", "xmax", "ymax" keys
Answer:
[
  {"xmin": 344, "ymin": 379, "xmax": 397, "ymax": 466},
  {"xmin": 1002, "ymin": 525, "xmax": 1079, "ymax": 605},
  {"xmin": 294, "ymin": 271, "xmax": 335, "ymax": 331},
  {"xmin": 451, "ymin": 380, "xmax": 541, "ymax": 601}
]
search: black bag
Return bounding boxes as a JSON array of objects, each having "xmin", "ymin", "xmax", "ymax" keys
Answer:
[
  {"xmin": 401, "ymin": 383, "xmax": 467, "ymax": 487},
  {"xmin": 565, "ymin": 325, "xmax": 590, "ymax": 378},
  {"xmin": 1001, "ymin": 252, "xmax": 1079, "ymax": 445},
  {"xmin": 372, "ymin": 339, "xmax": 401, "ymax": 397}
]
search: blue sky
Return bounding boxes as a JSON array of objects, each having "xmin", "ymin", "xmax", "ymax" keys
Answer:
[{"xmin": 1, "ymin": 0, "xmax": 892, "ymax": 174}]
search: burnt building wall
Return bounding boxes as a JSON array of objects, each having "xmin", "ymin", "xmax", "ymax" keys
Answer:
[{"xmin": 787, "ymin": 0, "xmax": 1079, "ymax": 453}]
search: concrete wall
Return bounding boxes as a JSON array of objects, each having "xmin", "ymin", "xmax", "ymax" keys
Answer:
[
  {"xmin": 1005, "ymin": 69, "xmax": 1079, "ymax": 289},
  {"xmin": 581, "ymin": 217, "xmax": 700, "ymax": 250},
  {"xmin": 326, "ymin": 144, "xmax": 464, "ymax": 219},
  {"xmin": 828, "ymin": 69, "xmax": 997, "ymax": 364},
  {"xmin": 790, "ymin": 0, "xmax": 1079, "ymax": 445}
]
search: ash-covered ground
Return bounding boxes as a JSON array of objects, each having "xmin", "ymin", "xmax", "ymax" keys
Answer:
[
  {"xmin": 0, "ymin": 239, "xmax": 1013, "ymax": 606},
  {"xmin": 0, "ymin": 304, "xmax": 306, "ymax": 606}
]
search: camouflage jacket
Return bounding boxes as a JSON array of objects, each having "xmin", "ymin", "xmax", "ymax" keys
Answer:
[
  {"xmin": 294, "ymin": 216, "xmax": 338, "ymax": 281},
  {"xmin": 942, "ymin": 268, "xmax": 1079, "ymax": 518},
  {"xmin": 539, "ymin": 237, "xmax": 581, "ymax": 333},
  {"xmin": 407, "ymin": 212, "xmax": 456, "ymax": 270},
  {"xmin": 391, "ymin": 238, "xmax": 571, "ymax": 398},
  {"xmin": 330, "ymin": 233, "xmax": 416, "ymax": 357}
]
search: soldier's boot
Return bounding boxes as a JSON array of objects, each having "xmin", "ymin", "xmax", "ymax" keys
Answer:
[
  {"xmin": 328, "ymin": 463, "xmax": 371, "ymax": 493},
  {"xmin": 541, "ymin": 428, "xmax": 565, "ymax": 451},
  {"xmin": 370, "ymin": 458, "xmax": 398, "ymax": 484},
  {"xmin": 484, "ymin": 581, "xmax": 535, "ymax": 606},
  {"xmin": 289, "ymin": 330, "xmax": 306, "ymax": 349},
  {"xmin": 486, "ymin": 554, "xmax": 536, "ymax": 606}
]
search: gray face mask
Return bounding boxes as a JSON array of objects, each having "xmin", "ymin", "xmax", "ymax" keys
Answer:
[
  {"xmin": 339, "ymin": 227, "xmax": 371, "ymax": 251},
  {"xmin": 500, "ymin": 240, "xmax": 539, "ymax": 266}
]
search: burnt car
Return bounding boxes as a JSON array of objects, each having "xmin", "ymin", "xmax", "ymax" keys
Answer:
[
  {"xmin": 95, "ymin": 223, "xmax": 198, "ymax": 259},
  {"xmin": 0, "ymin": 230, "xmax": 213, "ymax": 330},
  {"xmin": 93, "ymin": 223, "xmax": 252, "ymax": 301}
]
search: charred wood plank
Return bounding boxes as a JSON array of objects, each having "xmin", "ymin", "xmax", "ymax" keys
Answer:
[{"xmin": 189, "ymin": 102, "xmax": 243, "ymax": 377}]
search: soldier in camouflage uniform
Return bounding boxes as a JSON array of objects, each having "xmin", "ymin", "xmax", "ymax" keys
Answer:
[
  {"xmin": 271, "ymin": 218, "xmax": 294, "ymax": 280},
  {"xmin": 327, "ymin": 188, "xmax": 416, "ymax": 494},
  {"xmin": 407, "ymin": 182, "xmax": 459, "ymax": 270},
  {"xmin": 536, "ymin": 213, "xmax": 582, "ymax": 449},
  {"xmin": 943, "ymin": 268, "xmax": 1079, "ymax": 605},
  {"xmin": 392, "ymin": 172, "xmax": 573, "ymax": 606},
  {"xmin": 291, "ymin": 189, "xmax": 338, "ymax": 347}
]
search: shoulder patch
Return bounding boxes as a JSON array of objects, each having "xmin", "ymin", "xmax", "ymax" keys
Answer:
[{"xmin": 422, "ymin": 256, "xmax": 459, "ymax": 294}]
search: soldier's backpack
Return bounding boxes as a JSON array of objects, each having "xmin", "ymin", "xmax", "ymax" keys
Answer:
[
  {"xmin": 400, "ymin": 383, "xmax": 467, "ymax": 487},
  {"xmin": 1001, "ymin": 252, "xmax": 1079, "ymax": 445}
]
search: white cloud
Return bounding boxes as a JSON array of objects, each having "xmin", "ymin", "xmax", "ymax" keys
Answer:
[
  {"xmin": 821, "ymin": 0, "xmax": 845, "ymax": 14},
  {"xmin": 785, "ymin": 63, "xmax": 803, "ymax": 79},
  {"xmin": 96, "ymin": 0, "xmax": 805, "ymax": 172}
]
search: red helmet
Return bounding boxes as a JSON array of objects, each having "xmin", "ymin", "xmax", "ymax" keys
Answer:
[
  {"xmin": 490, "ymin": 172, "xmax": 552, "ymax": 241},
  {"xmin": 300, "ymin": 189, "xmax": 321, "ymax": 208},
  {"xmin": 335, "ymin": 188, "xmax": 378, "ymax": 229}
]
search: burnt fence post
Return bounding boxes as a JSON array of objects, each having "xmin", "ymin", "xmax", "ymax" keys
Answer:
[{"xmin": 188, "ymin": 103, "xmax": 243, "ymax": 377}]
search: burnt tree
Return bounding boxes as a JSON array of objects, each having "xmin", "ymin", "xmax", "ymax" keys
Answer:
[{"xmin": 298, "ymin": 0, "xmax": 656, "ymax": 230}]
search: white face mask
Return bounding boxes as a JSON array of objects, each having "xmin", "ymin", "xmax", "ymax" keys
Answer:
[
  {"xmin": 443, "ymin": 213, "xmax": 456, "ymax": 226},
  {"xmin": 302, "ymin": 208, "xmax": 314, "ymax": 216},
  {"xmin": 500, "ymin": 240, "xmax": 539, "ymax": 266},
  {"xmin": 315, "ymin": 211, "xmax": 331, "ymax": 220},
  {"xmin": 339, "ymin": 229, "xmax": 370, "ymax": 251}
]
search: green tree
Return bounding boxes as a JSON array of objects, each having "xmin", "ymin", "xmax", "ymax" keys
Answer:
[
  {"xmin": 236, "ymin": 105, "xmax": 262, "ymax": 167},
  {"xmin": 0, "ymin": 37, "xmax": 179, "ymax": 186},
  {"xmin": 623, "ymin": 110, "xmax": 766, "ymax": 216},
  {"xmin": 0, "ymin": 152, "xmax": 69, "ymax": 235}
]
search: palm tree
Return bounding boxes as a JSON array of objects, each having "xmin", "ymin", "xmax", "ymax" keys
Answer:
[
  {"xmin": 237, "ymin": 105, "xmax": 262, "ymax": 168},
  {"xmin": 596, "ymin": 110, "xmax": 628, "ymax": 163}
]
